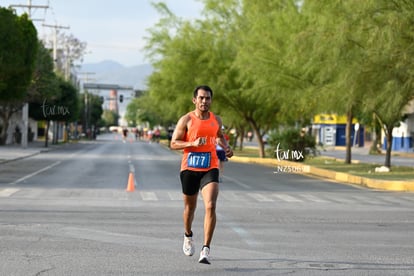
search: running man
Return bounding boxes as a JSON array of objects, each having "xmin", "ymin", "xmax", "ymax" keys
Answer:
[{"xmin": 170, "ymin": 85, "xmax": 233, "ymax": 264}]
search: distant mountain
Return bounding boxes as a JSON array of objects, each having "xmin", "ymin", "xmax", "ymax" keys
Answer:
[
  {"xmin": 79, "ymin": 60, "xmax": 153, "ymax": 90},
  {"xmin": 80, "ymin": 60, "xmax": 125, "ymax": 74}
]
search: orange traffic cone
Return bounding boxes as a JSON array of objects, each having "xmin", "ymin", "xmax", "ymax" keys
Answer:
[{"xmin": 126, "ymin": 172, "xmax": 135, "ymax": 192}]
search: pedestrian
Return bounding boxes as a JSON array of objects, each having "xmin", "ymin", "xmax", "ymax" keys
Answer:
[
  {"xmin": 216, "ymin": 128, "xmax": 230, "ymax": 181},
  {"xmin": 122, "ymin": 128, "xmax": 128, "ymax": 140},
  {"xmin": 216, "ymin": 144, "xmax": 227, "ymax": 181},
  {"xmin": 153, "ymin": 128, "xmax": 161, "ymax": 143},
  {"xmin": 247, "ymin": 131, "xmax": 253, "ymax": 142},
  {"xmin": 167, "ymin": 126, "xmax": 174, "ymax": 147},
  {"xmin": 170, "ymin": 85, "xmax": 233, "ymax": 264}
]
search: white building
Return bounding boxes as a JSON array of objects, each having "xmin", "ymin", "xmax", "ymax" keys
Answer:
[{"xmin": 384, "ymin": 100, "xmax": 414, "ymax": 152}]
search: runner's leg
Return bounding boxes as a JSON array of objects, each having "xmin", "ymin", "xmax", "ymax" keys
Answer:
[
  {"xmin": 183, "ymin": 193, "xmax": 198, "ymax": 235},
  {"xmin": 201, "ymin": 182, "xmax": 219, "ymax": 247}
]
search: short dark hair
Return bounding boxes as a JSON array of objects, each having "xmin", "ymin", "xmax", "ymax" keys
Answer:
[{"xmin": 193, "ymin": 85, "xmax": 213, "ymax": 98}]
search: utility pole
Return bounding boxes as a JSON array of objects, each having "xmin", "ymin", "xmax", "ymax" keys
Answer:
[
  {"xmin": 42, "ymin": 23, "xmax": 70, "ymax": 70},
  {"xmin": 78, "ymin": 72, "xmax": 96, "ymax": 138},
  {"xmin": 10, "ymin": 0, "xmax": 48, "ymax": 21},
  {"xmin": 9, "ymin": 1, "xmax": 48, "ymax": 149},
  {"xmin": 41, "ymin": 23, "xmax": 69, "ymax": 145}
]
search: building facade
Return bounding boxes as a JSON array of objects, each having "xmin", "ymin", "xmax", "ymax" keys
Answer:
[
  {"xmin": 312, "ymin": 114, "xmax": 364, "ymax": 147},
  {"xmin": 383, "ymin": 101, "xmax": 414, "ymax": 152}
]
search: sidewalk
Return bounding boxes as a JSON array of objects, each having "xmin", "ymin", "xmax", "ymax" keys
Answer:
[
  {"xmin": 0, "ymin": 141, "xmax": 56, "ymax": 164},
  {"xmin": 321, "ymin": 144, "xmax": 414, "ymax": 168}
]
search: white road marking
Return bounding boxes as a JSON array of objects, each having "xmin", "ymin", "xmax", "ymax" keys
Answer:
[
  {"xmin": 273, "ymin": 193, "xmax": 303, "ymax": 202},
  {"xmin": 222, "ymin": 175, "xmax": 251, "ymax": 189},
  {"xmin": 247, "ymin": 193, "xmax": 274, "ymax": 202},
  {"xmin": 0, "ymin": 188, "xmax": 20, "ymax": 197},
  {"xmin": 9, "ymin": 161, "xmax": 61, "ymax": 185},
  {"xmin": 167, "ymin": 192, "xmax": 182, "ymax": 200},
  {"xmin": 140, "ymin": 191, "xmax": 158, "ymax": 201},
  {"xmin": 300, "ymin": 194, "xmax": 329, "ymax": 203},
  {"xmin": 218, "ymin": 214, "xmax": 260, "ymax": 247},
  {"xmin": 220, "ymin": 191, "xmax": 244, "ymax": 201}
]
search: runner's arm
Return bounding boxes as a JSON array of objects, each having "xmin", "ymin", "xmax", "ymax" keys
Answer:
[{"xmin": 170, "ymin": 115, "xmax": 204, "ymax": 150}]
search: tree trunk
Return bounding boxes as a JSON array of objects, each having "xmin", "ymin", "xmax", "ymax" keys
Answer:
[
  {"xmin": 249, "ymin": 120, "xmax": 265, "ymax": 158},
  {"xmin": 0, "ymin": 116, "xmax": 9, "ymax": 145},
  {"xmin": 370, "ymin": 113, "xmax": 382, "ymax": 154},
  {"xmin": 257, "ymin": 134, "xmax": 265, "ymax": 158},
  {"xmin": 345, "ymin": 110, "xmax": 353, "ymax": 164},
  {"xmin": 44, "ymin": 120, "xmax": 50, "ymax": 148},
  {"xmin": 52, "ymin": 121, "xmax": 58, "ymax": 144},
  {"xmin": 384, "ymin": 126, "xmax": 393, "ymax": 168},
  {"xmin": 0, "ymin": 105, "xmax": 14, "ymax": 145},
  {"xmin": 233, "ymin": 132, "xmax": 239, "ymax": 149},
  {"xmin": 238, "ymin": 127, "xmax": 245, "ymax": 151}
]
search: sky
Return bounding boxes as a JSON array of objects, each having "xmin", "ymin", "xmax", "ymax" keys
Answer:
[{"xmin": 1, "ymin": 0, "xmax": 204, "ymax": 67}]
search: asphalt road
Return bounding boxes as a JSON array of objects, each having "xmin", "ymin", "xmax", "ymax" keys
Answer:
[{"xmin": 0, "ymin": 133, "xmax": 413, "ymax": 276}]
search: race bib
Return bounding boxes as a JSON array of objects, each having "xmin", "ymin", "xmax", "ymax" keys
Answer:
[{"xmin": 187, "ymin": 152, "xmax": 211, "ymax": 169}]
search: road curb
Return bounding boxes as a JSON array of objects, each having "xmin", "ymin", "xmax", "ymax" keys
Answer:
[
  {"xmin": 231, "ymin": 156, "xmax": 414, "ymax": 192},
  {"xmin": 0, "ymin": 142, "xmax": 63, "ymax": 164},
  {"xmin": 0, "ymin": 150, "xmax": 42, "ymax": 165}
]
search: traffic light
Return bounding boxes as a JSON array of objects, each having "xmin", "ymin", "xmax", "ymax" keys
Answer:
[{"xmin": 119, "ymin": 94, "xmax": 123, "ymax": 103}]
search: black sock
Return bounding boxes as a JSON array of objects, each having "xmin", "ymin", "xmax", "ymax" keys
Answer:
[
  {"xmin": 184, "ymin": 231, "xmax": 193, "ymax": 237},
  {"xmin": 202, "ymin": 245, "xmax": 209, "ymax": 249}
]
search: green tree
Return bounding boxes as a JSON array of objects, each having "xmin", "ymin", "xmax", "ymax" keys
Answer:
[
  {"xmin": 54, "ymin": 78, "xmax": 79, "ymax": 123},
  {"xmin": 144, "ymin": 2, "xmax": 210, "ymax": 122},
  {"xmin": 0, "ymin": 8, "xmax": 38, "ymax": 144},
  {"xmin": 144, "ymin": 0, "xmax": 281, "ymax": 157},
  {"xmin": 125, "ymin": 95, "xmax": 163, "ymax": 128},
  {"xmin": 299, "ymin": 0, "xmax": 414, "ymax": 167},
  {"xmin": 234, "ymin": 0, "xmax": 309, "ymax": 157},
  {"xmin": 141, "ymin": 0, "xmax": 414, "ymax": 164},
  {"xmin": 53, "ymin": 78, "xmax": 80, "ymax": 144},
  {"xmin": 296, "ymin": 0, "xmax": 372, "ymax": 164},
  {"xmin": 30, "ymin": 77, "xmax": 79, "ymax": 146},
  {"xmin": 79, "ymin": 92, "xmax": 103, "ymax": 137},
  {"xmin": 359, "ymin": 0, "xmax": 414, "ymax": 167},
  {"xmin": 29, "ymin": 41, "xmax": 60, "ymax": 121},
  {"xmin": 28, "ymin": 40, "xmax": 60, "ymax": 147},
  {"xmin": 101, "ymin": 109, "xmax": 119, "ymax": 127}
]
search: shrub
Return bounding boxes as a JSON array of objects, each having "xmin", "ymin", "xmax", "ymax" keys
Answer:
[{"xmin": 267, "ymin": 128, "xmax": 316, "ymax": 162}]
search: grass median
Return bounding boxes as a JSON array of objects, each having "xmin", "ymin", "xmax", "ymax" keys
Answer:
[{"xmin": 234, "ymin": 147, "xmax": 414, "ymax": 181}]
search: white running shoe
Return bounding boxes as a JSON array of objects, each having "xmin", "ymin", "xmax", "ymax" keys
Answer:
[
  {"xmin": 183, "ymin": 235, "xmax": 195, "ymax": 256},
  {"xmin": 198, "ymin": 246, "xmax": 211, "ymax": 264}
]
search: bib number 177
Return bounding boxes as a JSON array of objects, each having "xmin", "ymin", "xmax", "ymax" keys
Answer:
[{"xmin": 187, "ymin": 152, "xmax": 211, "ymax": 169}]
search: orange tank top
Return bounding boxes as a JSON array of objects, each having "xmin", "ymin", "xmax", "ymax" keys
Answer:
[{"xmin": 180, "ymin": 111, "xmax": 220, "ymax": 172}]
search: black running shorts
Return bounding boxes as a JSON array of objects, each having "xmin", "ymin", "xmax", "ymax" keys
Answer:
[
  {"xmin": 180, "ymin": 169, "xmax": 219, "ymax": 196},
  {"xmin": 216, "ymin": 150, "xmax": 228, "ymax": 161}
]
